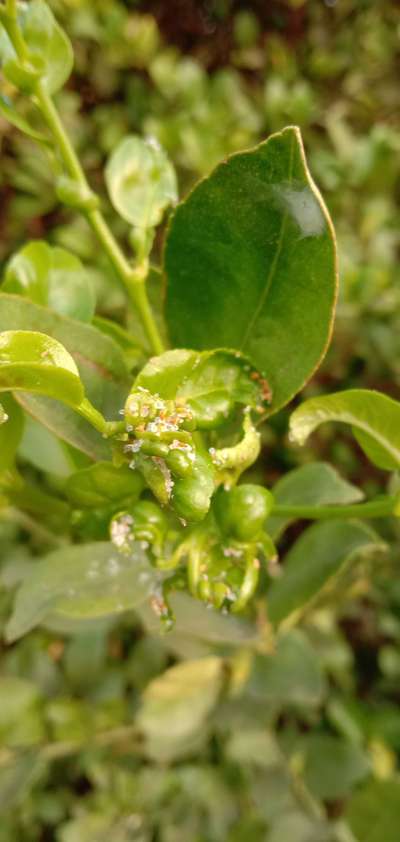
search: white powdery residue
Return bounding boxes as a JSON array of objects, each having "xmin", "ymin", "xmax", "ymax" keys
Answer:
[
  {"xmin": 153, "ymin": 457, "xmax": 174, "ymax": 497},
  {"xmin": 111, "ymin": 514, "xmax": 134, "ymax": 550},
  {"xmin": 223, "ymin": 546, "xmax": 243, "ymax": 559}
]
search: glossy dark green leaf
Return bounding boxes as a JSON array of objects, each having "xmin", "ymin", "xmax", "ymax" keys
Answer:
[
  {"xmin": 6, "ymin": 541, "xmax": 158, "ymax": 642},
  {"xmin": 66, "ymin": 462, "xmax": 144, "ymax": 508},
  {"xmin": 135, "ymin": 348, "xmax": 266, "ymax": 427},
  {"xmin": 165, "ymin": 126, "xmax": 337, "ymax": 413},
  {"xmin": 0, "ymin": 330, "xmax": 84, "ymax": 407},
  {"xmin": 267, "ymin": 520, "xmax": 385, "ymax": 626},
  {"xmin": 0, "ymin": 393, "xmax": 24, "ymax": 472},
  {"xmin": 3, "ymin": 241, "xmax": 96, "ymax": 323},
  {"xmin": 0, "ymin": 294, "xmax": 130, "ymax": 456},
  {"xmin": 290, "ymin": 389, "xmax": 400, "ymax": 471},
  {"xmin": 0, "ymin": 0, "xmax": 73, "ymax": 94},
  {"xmin": 266, "ymin": 462, "xmax": 364, "ymax": 540},
  {"xmin": 105, "ymin": 134, "xmax": 177, "ymax": 228},
  {"xmin": 137, "ymin": 656, "xmax": 225, "ymax": 761}
]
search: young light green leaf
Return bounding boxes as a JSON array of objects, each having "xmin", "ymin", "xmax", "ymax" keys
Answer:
[
  {"xmin": 3, "ymin": 241, "xmax": 95, "ymax": 323},
  {"xmin": 0, "ymin": 294, "xmax": 130, "ymax": 457},
  {"xmin": 135, "ymin": 348, "xmax": 267, "ymax": 427},
  {"xmin": 0, "ymin": 293, "xmax": 129, "ymax": 408},
  {"xmin": 105, "ymin": 135, "xmax": 178, "ymax": 228},
  {"xmin": 0, "ymin": 393, "xmax": 24, "ymax": 472},
  {"xmin": 267, "ymin": 462, "xmax": 364, "ymax": 540},
  {"xmin": 6, "ymin": 541, "xmax": 158, "ymax": 642},
  {"xmin": 165, "ymin": 126, "xmax": 337, "ymax": 414},
  {"xmin": 0, "ymin": 95, "xmax": 48, "ymax": 143},
  {"xmin": 0, "ymin": 0, "xmax": 73, "ymax": 94},
  {"xmin": 66, "ymin": 462, "xmax": 144, "ymax": 508},
  {"xmin": 267, "ymin": 520, "xmax": 386, "ymax": 627},
  {"xmin": 0, "ymin": 330, "xmax": 84, "ymax": 407},
  {"xmin": 290, "ymin": 389, "xmax": 400, "ymax": 471},
  {"xmin": 137, "ymin": 657, "xmax": 225, "ymax": 761}
]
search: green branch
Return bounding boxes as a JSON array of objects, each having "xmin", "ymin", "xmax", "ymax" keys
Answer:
[
  {"xmin": 34, "ymin": 83, "xmax": 165, "ymax": 355},
  {"xmin": 0, "ymin": 2, "xmax": 164, "ymax": 355}
]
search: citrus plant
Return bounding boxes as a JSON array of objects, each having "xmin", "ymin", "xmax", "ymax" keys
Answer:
[{"xmin": 0, "ymin": 0, "xmax": 399, "ymax": 644}]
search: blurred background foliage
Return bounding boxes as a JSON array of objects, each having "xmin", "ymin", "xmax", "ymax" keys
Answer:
[{"xmin": 1, "ymin": 0, "xmax": 400, "ymax": 839}]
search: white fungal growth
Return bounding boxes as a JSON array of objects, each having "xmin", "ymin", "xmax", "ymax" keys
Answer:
[{"xmin": 111, "ymin": 513, "xmax": 134, "ymax": 551}]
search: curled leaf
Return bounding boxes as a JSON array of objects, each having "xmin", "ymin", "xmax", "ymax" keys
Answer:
[{"xmin": 0, "ymin": 330, "xmax": 84, "ymax": 407}]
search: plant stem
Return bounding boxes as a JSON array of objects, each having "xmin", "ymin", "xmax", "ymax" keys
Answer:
[
  {"xmin": 272, "ymin": 495, "xmax": 398, "ymax": 520},
  {"xmin": 0, "ymin": 724, "xmax": 142, "ymax": 767},
  {"xmin": 32, "ymin": 81, "xmax": 164, "ymax": 355},
  {"xmin": 77, "ymin": 397, "xmax": 125, "ymax": 437},
  {"xmin": 1, "ymin": 0, "xmax": 27, "ymax": 61}
]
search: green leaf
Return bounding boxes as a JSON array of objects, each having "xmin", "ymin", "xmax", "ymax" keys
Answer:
[
  {"xmin": 19, "ymin": 414, "xmax": 76, "ymax": 477},
  {"xmin": 267, "ymin": 813, "xmax": 333, "ymax": 842},
  {"xmin": 105, "ymin": 134, "xmax": 178, "ymax": 228},
  {"xmin": 165, "ymin": 126, "xmax": 337, "ymax": 414},
  {"xmin": 66, "ymin": 462, "xmax": 144, "ymax": 508},
  {"xmin": 92, "ymin": 315, "xmax": 144, "ymax": 369},
  {"xmin": 0, "ymin": 0, "xmax": 73, "ymax": 94},
  {"xmin": 267, "ymin": 520, "xmax": 385, "ymax": 626},
  {"xmin": 0, "ymin": 393, "xmax": 24, "ymax": 472},
  {"xmin": 135, "ymin": 348, "xmax": 266, "ymax": 427},
  {"xmin": 346, "ymin": 778, "xmax": 400, "ymax": 842},
  {"xmin": 0, "ymin": 294, "xmax": 130, "ymax": 457},
  {"xmin": 300, "ymin": 735, "xmax": 369, "ymax": 801},
  {"xmin": 0, "ymin": 751, "xmax": 43, "ymax": 814},
  {"xmin": 0, "ymin": 95, "xmax": 48, "ymax": 143},
  {"xmin": 0, "ymin": 676, "xmax": 45, "ymax": 746},
  {"xmin": 0, "ymin": 330, "xmax": 84, "ymax": 407},
  {"xmin": 137, "ymin": 656, "xmax": 225, "ymax": 761},
  {"xmin": 6, "ymin": 541, "xmax": 158, "ymax": 642},
  {"xmin": 0, "ymin": 293, "xmax": 129, "ymax": 410},
  {"xmin": 17, "ymin": 394, "xmax": 111, "ymax": 462},
  {"xmin": 3, "ymin": 241, "xmax": 96, "ymax": 323},
  {"xmin": 267, "ymin": 462, "xmax": 364, "ymax": 540},
  {"xmin": 290, "ymin": 389, "xmax": 400, "ymax": 471},
  {"xmin": 246, "ymin": 630, "xmax": 326, "ymax": 709},
  {"xmin": 139, "ymin": 591, "xmax": 259, "ymax": 649}
]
